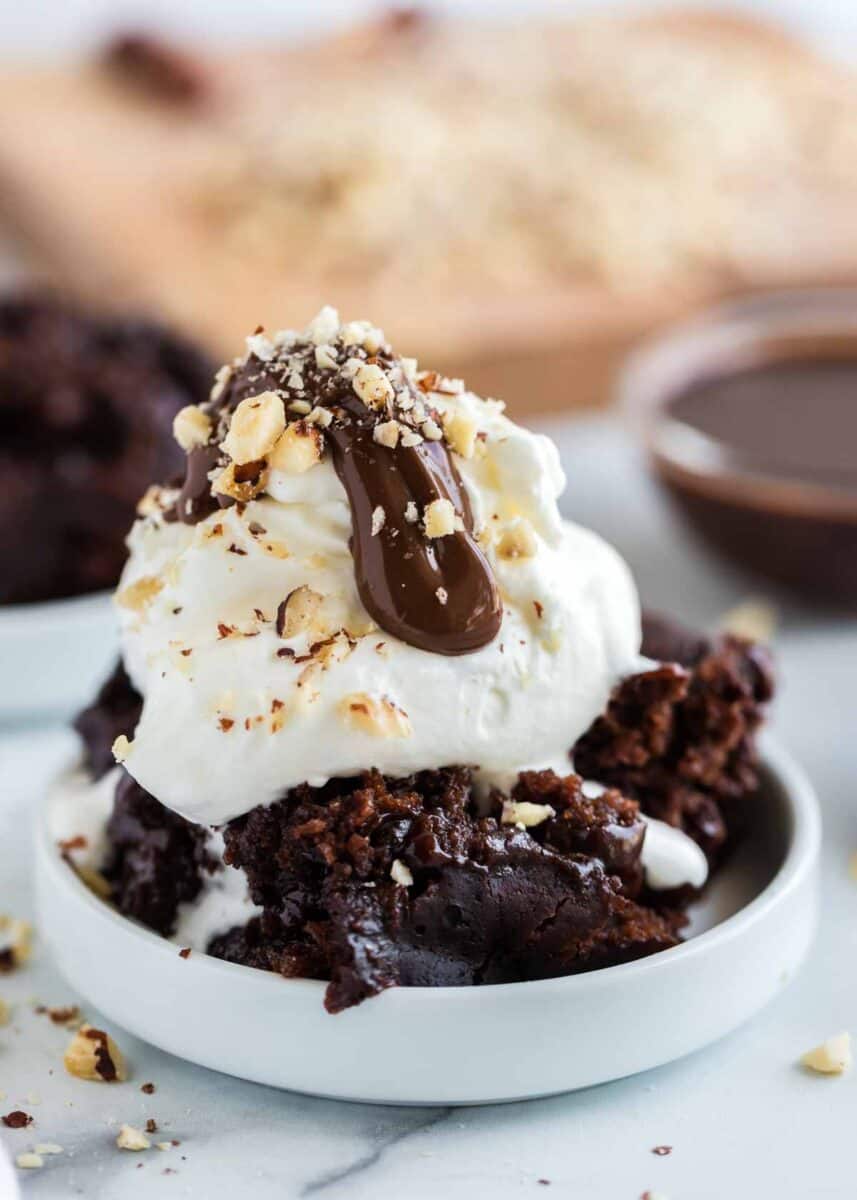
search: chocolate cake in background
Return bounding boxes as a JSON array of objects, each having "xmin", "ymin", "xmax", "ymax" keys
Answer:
[{"xmin": 0, "ymin": 293, "xmax": 213, "ymax": 604}]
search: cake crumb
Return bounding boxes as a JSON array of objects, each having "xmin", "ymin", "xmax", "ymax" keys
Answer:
[{"xmin": 801, "ymin": 1032, "xmax": 851, "ymax": 1075}]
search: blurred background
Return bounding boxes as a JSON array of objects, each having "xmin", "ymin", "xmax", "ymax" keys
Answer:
[{"xmin": 4, "ymin": 0, "xmax": 857, "ymax": 640}]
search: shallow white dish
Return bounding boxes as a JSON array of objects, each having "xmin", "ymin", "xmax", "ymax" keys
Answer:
[
  {"xmin": 0, "ymin": 591, "xmax": 116, "ymax": 721},
  {"xmin": 36, "ymin": 738, "xmax": 819, "ymax": 1106}
]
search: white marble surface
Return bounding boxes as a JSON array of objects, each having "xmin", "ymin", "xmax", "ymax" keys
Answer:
[{"xmin": 1, "ymin": 414, "xmax": 856, "ymax": 1198}]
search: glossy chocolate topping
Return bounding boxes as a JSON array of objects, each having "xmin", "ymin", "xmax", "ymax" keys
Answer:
[
  {"xmin": 327, "ymin": 420, "xmax": 501, "ymax": 655},
  {"xmin": 171, "ymin": 332, "xmax": 502, "ymax": 655},
  {"xmin": 669, "ymin": 356, "xmax": 857, "ymax": 492}
]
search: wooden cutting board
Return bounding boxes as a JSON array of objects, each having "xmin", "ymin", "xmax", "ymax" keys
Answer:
[{"xmin": 1, "ymin": 9, "xmax": 857, "ymax": 417}]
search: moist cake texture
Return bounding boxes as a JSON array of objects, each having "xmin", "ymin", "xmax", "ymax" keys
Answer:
[{"xmin": 62, "ymin": 308, "xmax": 773, "ymax": 1011}]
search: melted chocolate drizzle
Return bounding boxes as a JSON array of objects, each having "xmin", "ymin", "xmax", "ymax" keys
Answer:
[
  {"xmin": 169, "ymin": 345, "xmax": 502, "ymax": 656},
  {"xmin": 328, "ymin": 420, "xmax": 501, "ymax": 655}
]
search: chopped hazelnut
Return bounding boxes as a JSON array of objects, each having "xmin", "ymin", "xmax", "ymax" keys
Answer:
[
  {"xmin": 443, "ymin": 410, "xmax": 478, "ymax": 459},
  {"xmin": 371, "ymin": 506, "xmax": 386, "ymax": 536},
  {"xmin": 209, "ymin": 363, "xmax": 232, "ymax": 402},
  {"xmin": 64, "ymin": 1024, "xmax": 127, "ymax": 1083},
  {"xmin": 268, "ymin": 423, "xmax": 323, "ymax": 474},
  {"xmin": 353, "ymin": 362, "xmax": 394, "ymax": 410},
  {"xmin": 339, "ymin": 693, "xmax": 413, "ymax": 738},
  {"xmin": 220, "ymin": 392, "xmax": 285, "ymax": 465},
  {"xmin": 116, "ymin": 1124, "xmax": 150, "ymax": 1151},
  {"xmin": 400, "ymin": 428, "xmax": 423, "ymax": 447},
  {"xmin": 404, "ymin": 501, "xmax": 419, "ymax": 524},
  {"xmin": 212, "ymin": 461, "xmax": 269, "ymax": 503},
  {"xmin": 496, "ymin": 518, "xmax": 538, "ymax": 560},
  {"xmin": 421, "ymin": 418, "xmax": 443, "ymax": 441},
  {"xmin": 374, "ymin": 420, "xmax": 401, "ymax": 449},
  {"xmin": 276, "ymin": 586, "xmax": 324, "ymax": 638},
  {"xmin": 115, "ymin": 575, "xmax": 164, "ymax": 614},
  {"xmin": 390, "ymin": 859, "xmax": 414, "ymax": 887},
  {"xmin": 172, "ymin": 404, "xmax": 212, "ymax": 452},
  {"xmin": 501, "ymin": 800, "xmax": 555, "ymax": 828},
  {"xmin": 436, "ymin": 587, "xmax": 448, "ymax": 605},
  {"xmin": 314, "ymin": 344, "xmax": 338, "ymax": 370},
  {"xmin": 801, "ymin": 1033, "xmax": 852, "ymax": 1075},
  {"xmin": 16, "ymin": 1153, "xmax": 43, "ymax": 1170},
  {"xmin": 306, "ymin": 406, "xmax": 333, "ymax": 429},
  {"xmin": 307, "ymin": 305, "xmax": 340, "ymax": 345},
  {"xmin": 423, "ymin": 498, "xmax": 458, "ymax": 539},
  {"xmin": 112, "ymin": 734, "xmax": 131, "ymax": 764},
  {"xmin": 288, "ymin": 398, "xmax": 312, "ymax": 415}
]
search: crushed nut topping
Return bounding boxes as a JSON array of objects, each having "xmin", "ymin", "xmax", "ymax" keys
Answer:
[
  {"xmin": 276, "ymin": 586, "xmax": 325, "ymax": 638},
  {"xmin": 339, "ymin": 693, "xmax": 413, "ymax": 738},
  {"xmin": 268, "ymin": 422, "xmax": 323, "ymax": 474},
  {"xmin": 496, "ymin": 517, "xmax": 538, "ymax": 560},
  {"xmin": 220, "ymin": 391, "xmax": 285, "ymax": 464},
  {"xmin": 371, "ymin": 506, "xmax": 386, "ymax": 536},
  {"xmin": 0, "ymin": 916, "xmax": 32, "ymax": 973},
  {"xmin": 423, "ymin": 498, "xmax": 460, "ymax": 539},
  {"xmin": 116, "ymin": 575, "xmax": 164, "ymax": 613},
  {"xmin": 173, "ymin": 404, "xmax": 212, "ymax": 451}
]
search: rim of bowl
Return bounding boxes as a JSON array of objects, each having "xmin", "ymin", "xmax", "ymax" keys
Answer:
[
  {"xmin": 39, "ymin": 735, "xmax": 820, "ymax": 1005},
  {"xmin": 0, "ymin": 588, "xmax": 113, "ymax": 633},
  {"xmin": 619, "ymin": 287, "xmax": 857, "ymax": 521}
]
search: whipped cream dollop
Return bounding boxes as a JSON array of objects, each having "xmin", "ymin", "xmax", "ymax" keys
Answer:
[{"xmin": 114, "ymin": 307, "xmax": 643, "ymax": 825}]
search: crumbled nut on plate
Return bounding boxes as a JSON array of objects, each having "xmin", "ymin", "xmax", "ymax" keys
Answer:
[
  {"xmin": 221, "ymin": 391, "xmax": 286, "ymax": 464},
  {"xmin": 64, "ymin": 1024, "xmax": 127, "ymax": 1082},
  {"xmin": 116, "ymin": 1124, "xmax": 150, "ymax": 1151},
  {"xmin": 33, "ymin": 1143, "xmax": 63, "ymax": 1156},
  {"xmin": 801, "ymin": 1033, "xmax": 852, "ymax": 1075},
  {"xmin": 16, "ymin": 1152, "xmax": 43, "ymax": 1170}
]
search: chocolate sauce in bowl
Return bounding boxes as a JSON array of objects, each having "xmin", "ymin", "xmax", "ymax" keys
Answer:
[{"xmin": 669, "ymin": 357, "xmax": 857, "ymax": 493}]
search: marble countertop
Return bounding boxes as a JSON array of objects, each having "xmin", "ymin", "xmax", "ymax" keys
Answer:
[{"xmin": 1, "ymin": 415, "xmax": 855, "ymax": 1199}]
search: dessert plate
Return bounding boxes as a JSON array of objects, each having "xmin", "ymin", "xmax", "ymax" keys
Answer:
[
  {"xmin": 0, "ymin": 591, "xmax": 116, "ymax": 720},
  {"xmin": 0, "ymin": 1140, "xmax": 20, "ymax": 1199},
  {"xmin": 36, "ymin": 738, "xmax": 819, "ymax": 1106}
]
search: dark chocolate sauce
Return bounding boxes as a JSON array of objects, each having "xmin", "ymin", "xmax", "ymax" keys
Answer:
[
  {"xmin": 170, "ymin": 345, "xmax": 502, "ymax": 655},
  {"xmin": 328, "ymin": 420, "xmax": 501, "ymax": 656},
  {"xmin": 172, "ymin": 444, "xmax": 220, "ymax": 524},
  {"xmin": 670, "ymin": 358, "xmax": 857, "ymax": 492}
]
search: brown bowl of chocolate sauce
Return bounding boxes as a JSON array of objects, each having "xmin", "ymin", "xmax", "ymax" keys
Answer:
[{"xmin": 620, "ymin": 291, "xmax": 857, "ymax": 606}]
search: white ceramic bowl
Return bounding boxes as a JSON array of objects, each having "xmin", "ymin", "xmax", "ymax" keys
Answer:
[
  {"xmin": 0, "ymin": 592, "xmax": 116, "ymax": 721},
  {"xmin": 36, "ymin": 738, "xmax": 819, "ymax": 1105}
]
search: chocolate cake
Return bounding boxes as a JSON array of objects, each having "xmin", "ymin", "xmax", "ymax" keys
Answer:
[
  {"xmin": 60, "ymin": 307, "xmax": 774, "ymax": 1012},
  {"xmin": 74, "ymin": 611, "xmax": 771, "ymax": 1012},
  {"xmin": 0, "ymin": 294, "xmax": 212, "ymax": 604}
]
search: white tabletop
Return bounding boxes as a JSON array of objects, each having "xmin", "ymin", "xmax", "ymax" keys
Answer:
[{"xmin": 0, "ymin": 413, "xmax": 854, "ymax": 1199}]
